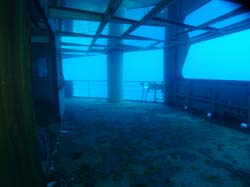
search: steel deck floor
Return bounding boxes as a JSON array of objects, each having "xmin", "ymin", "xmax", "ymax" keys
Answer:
[{"xmin": 55, "ymin": 98, "xmax": 250, "ymax": 187}]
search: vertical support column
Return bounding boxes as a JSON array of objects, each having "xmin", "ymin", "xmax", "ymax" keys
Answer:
[
  {"xmin": 107, "ymin": 8, "xmax": 125, "ymax": 102},
  {"xmin": 164, "ymin": 5, "xmax": 190, "ymax": 106},
  {"xmin": 0, "ymin": 0, "xmax": 44, "ymax": 186},
  {"xmin": 164, "ymin": 36, "xmax": 177, "ymax": 105},
  {"xmin": 107, "ymin": 51, "xmax": 123, "ymax": 102},
  {"xmin": 164, "ymin": 5, "xmax": 181, "ymax": 105},
  {"xmin": 50, "ymin": 32, "xmax": 61, "ymax": 121},
  {"xmin": 55, "ymin": 34, "xmax": 65, "ymax": 119},
  {"xmin": 248, "ymin": 84, "xmax": 250, "ymax": 125}
]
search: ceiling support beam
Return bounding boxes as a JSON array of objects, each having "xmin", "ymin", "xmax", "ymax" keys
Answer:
[
  {"xmin": 49, "ymin": 6, "xmax": 103, "ymax": 21},
  {"xmin": 175, "ymin": 7, "xmax": 247, "ymax": 39},
  {"xmin": 60, "ymin": 42, "xmax": 106, "ymax": 47},
  {"xmin": 150, "ymin": 17, "xmax": 198, "ymax": 30},
  {"xmin": 51, "ymin": 0, "xmax": 250, "ymax": 52},
  {"xmin": 57, "ymin": 31, "xmax": 161, "ymax": 42},
  {"xmin": 122, "ymin": 0, "xmax": 177, "ymax": 36},
  {"xmin": 106, "ymin": 0, "xmax": 177, "ymax": 52},
  {"xmin": 61, "ymin": 49, "xmax": 103, "ymax": 53},
  {"xmin": 56, "ymin": 31, "xmax": 95, "ymax": 38},
  {"xmin": 88, "ymin": 0, "xmax": 123, "ymax": 51}
]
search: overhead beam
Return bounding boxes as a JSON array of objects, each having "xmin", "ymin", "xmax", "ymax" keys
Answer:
[
  {"xmin": 51, "ymin": 1, "xmax": 250, "ymax": 51},
  {"xmin": 60, "ymin": 42, "xmax": 90, "ymax": 47},
  {"xmin": 49, "ymin": 5, "xmax": 181, "ymax": 26},
  {"xmin": 60, "ymin": 49, "xmax": 89, "ymax": 53},
  {"xmin": 148, "ymin": 40, "xmax": 162, "ymax": 48},
  {"xmin": 61, "ymin": 48, "xmax": 103, "ymax": 53},
  {"xmin": 56, "ymin": 31, "xmax": 95, "ymax": 38},
  {"xmin": 49, "ymin": 5, "xmax": 138, "ymax": 25},
  {"xmin": 197, "ymin": 6, "xmax": 249, "ymax": 29},
  {"xmin": 106, "ymin": 0, "xmax": 177, "ymax": 52},
  {"xmin": 61, "ymin": 54, "xmax": 88, "ymax": 58},
  {"xmin": 150, "ymin": 17, "xmax": 198, "ymax": 30},
  {"xmin": 49, "ymin": 6, "xmax": 103, "ymax": 21},
  {"xmin": 57, "ymin": 31, "xmax": 119, "ymax": 40},
  {"xmin": 57, "ymin": 31, "xmax": 161, "ymax": 42},
  {"xmin": 166, "ymin": 18, "xmax": 250, "ymax": 49},
  {"xmin": 191, "ymin": 19, "xmax": 250, "ymax": 44},
  {"xmin": 113, "ymin": 45, "xmax": 161, "ymax": 52},
  {"xmin": 89, "ymin": 0, "xmax": 123, "ymax": 50},
  {"xmin": 51, "ymin": 1, "xmax": 192, "ymax": 52},
  {"xmin": 122, "ymin": 0, "xmax": 177, "ymax": 36},
  {"xmin": 175, "ymin": 6, "xmax": 247, "ymax": 39},
  {"xmin": 112, "ymin": 16, "xmax": 139, "ymax": 24},
  {"xmin": 125, "ymin": 35, "xmax": 160, "ymax": 41},
  {"xmin": 60, "ymin": 42, "xmax": 106, "ymax": 47}
]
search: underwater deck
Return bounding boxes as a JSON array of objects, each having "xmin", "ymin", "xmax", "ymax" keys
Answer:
[{"xmin": 55, "ymin": 98, "xmax": 250, "ymax": 187}]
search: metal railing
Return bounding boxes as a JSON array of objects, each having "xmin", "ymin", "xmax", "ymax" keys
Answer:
[
  {"xmin": 73, "ymin": 80, "xmax": 107, "ymax": 99},
  {"xmin": 123, "ymin": 81, "xmax": 164, "ymax": 102},
  {"xmin": 66, "ymin": 80, "xmax": 164, "ymax": 102}
]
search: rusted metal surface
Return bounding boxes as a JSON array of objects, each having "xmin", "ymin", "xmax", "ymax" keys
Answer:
[{"xmin": 0, "ymin": 0, "xmax": 44, "ymax": 186}]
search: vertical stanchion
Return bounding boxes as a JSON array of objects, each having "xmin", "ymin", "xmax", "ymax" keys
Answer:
[
  {"xmin": 248, "ymin": 84, "xmax": 250, "ymax": 125},
  {"xmin": 88, "ymin": 80, "xmax": 90, "ymax": 97}
]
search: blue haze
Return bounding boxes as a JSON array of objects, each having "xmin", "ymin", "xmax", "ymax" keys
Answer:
[
  {"xmin": 182, "ymin": 29, "xmax": 250, "ymax": 81},
  {"xmin": 63, "ymin": 50, "xmax": 164, "ymax": 101}
]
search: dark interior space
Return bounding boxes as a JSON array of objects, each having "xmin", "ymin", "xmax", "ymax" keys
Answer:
[{"xmin": 1, "ymin": 0, "xmax": 250, "ymax": 187}]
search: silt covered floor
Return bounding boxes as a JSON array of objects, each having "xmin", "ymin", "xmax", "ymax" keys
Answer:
[{"xmin": 55, "ymin": 98, "xmax": 250, "ymax": 187}]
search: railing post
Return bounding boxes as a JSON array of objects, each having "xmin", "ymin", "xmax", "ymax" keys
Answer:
[
  {"xmin": 88, "ymin": 80, "xmax": 90, "ymax": 97},
  {"xmin": 248, "ymin": 83, "xmax": 250, "ymax": 125},
  {"xmin": 210, "ymin": 85, "xmax": 215, "ymax": 116}
]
